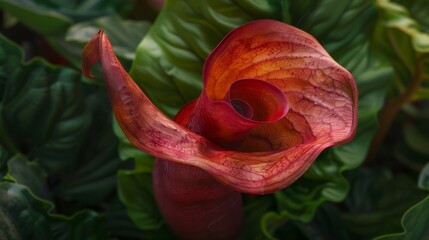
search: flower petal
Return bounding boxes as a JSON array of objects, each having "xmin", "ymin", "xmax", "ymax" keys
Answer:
[
  {"xmin": 82, "ymin": 20, "xmax": 357, "ymax": 194},
  {"xmin": 189, "ymin": 78, "xmax": 288, "ymax": 148},
  {"xmin": 204, "ymin": 20, "xmax": 358, "ymax": 150}
]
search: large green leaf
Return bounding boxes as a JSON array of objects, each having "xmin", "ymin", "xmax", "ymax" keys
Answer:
[
  {"xmin": 0, "ymin": 34, "xmax": 121, "ymax": 206},
  {"xmin": 0, "ymin": 182, "xmax": 107, "ymax": 240},
  {"xmin": 117, "ymin": 168, "xmax": 176, "ymax": 239},
  {"xmin": 3, "ymin": 155, "xmax": 51, "ymax": 201},
  {"xmin": 51, "ymin": 88, "xmax": 121, "ymax": 205},
  {"xmin": 0, "ymin": 33, "xmax": 91, "ymax": 174},
  {"xmin": 107, "ymin": 196, "xmax": 148, "ymax": 240},
  {"xmin": 341, "ymin": 169, "xmax": 427, "ymax": 239},
  {"xmin": 374, "ymin": 195, "xmax": 429, "ymax": 240}
]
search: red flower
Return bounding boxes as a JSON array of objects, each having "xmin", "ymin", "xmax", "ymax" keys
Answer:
[{"xmin": 83, "ymin": 19, "xmax": 357, "ymax": 239}]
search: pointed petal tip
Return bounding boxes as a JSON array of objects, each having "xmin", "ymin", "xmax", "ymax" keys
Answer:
[{"xmin": 82, "ymin": 29, "xmax": 106, "ymax": 79}]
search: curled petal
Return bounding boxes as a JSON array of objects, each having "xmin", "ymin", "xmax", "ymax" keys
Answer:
[
  {"xmin": 82, "ymin": 20, "xmax": 357, "ymax": 194},
  {"xmin": 190, "ymin": 78, "xmax": 288, "ymax": 147},
  {"xmin": 204, "ymin": 20, "xmax": 357, "ymax": 151}
]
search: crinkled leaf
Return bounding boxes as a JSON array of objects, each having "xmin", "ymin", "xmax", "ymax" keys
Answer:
[
  {"xmin": 130, "ymin": 0, "xmax": 283, "ymax": 116},
  {"xmin": 341, "ymin": 168, "xmax": 427, "ymax": 239},
  {"xmin": 51, "ymin": 89, "xmax": 121, "ymax": 205},
  {"xmin": 0, "ymin": 182, "xmax": 107, "ymax": 240},
  {"xmin": 3, "ymin": 155, "xmax": 51, "ymax": 201},
  {"xmin": 0, "ymin": 34, "xmax": 91, "ymax": 174},
  {"xmin": 0, "ymin": 34, "xmax": 120, "ymax": 206},
  {"xmin": 374, "ymin": 195, "xmax": 429, "ymax": 240},
  {"xmin": 274, "ymin": 151, "xmax": 349, "ymax": 222},
  {"xmin": 260, "ymin": 203, "xmax": 351, "ymax": 240}
]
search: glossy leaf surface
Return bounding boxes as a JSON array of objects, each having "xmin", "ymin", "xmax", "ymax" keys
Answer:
[
  {"xmin": 0, "ymin": 34, "xmax": 90, "ymax": 174},
  {"xmin": 0, "ymin": 33, "xmax": 121, "ymax": 205}
]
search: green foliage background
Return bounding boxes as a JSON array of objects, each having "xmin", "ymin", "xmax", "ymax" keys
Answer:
[{"xmin": 0, "ymin": 0, "xmax": 428, "ymax": 239}]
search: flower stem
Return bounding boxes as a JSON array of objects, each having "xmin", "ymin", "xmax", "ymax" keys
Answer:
[{"xmin": 365, "ymin": 54, "xmax": 428, "ymax": 164}]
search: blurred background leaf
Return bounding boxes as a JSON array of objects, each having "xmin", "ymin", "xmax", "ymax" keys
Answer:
[
  {"xmin": 374, "ymin": 195, "xmax": 429, "ymax": 240},
  {"xmin": 0, "ymin": 182, "xmax": 107, "ymax": 240},
  {"xmin": 1, "ymin": 0, "xmax": 429, "ymax": 239}
]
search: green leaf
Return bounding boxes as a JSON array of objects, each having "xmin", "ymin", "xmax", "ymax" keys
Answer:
[
  {"xmin": 374, "ymin": 195, "xmax": 429, "ymax": 240},
  {"xmin": 261, "ymin": 211, "xmax": 290, "ymax": 240},
  {"xmin": 117, "ymin": 169, "xmax": 163, "ymax": 230},
  {"xmin": 403, "ymin": 122, "xmax": 429, "ymax": 156},
  {"xmin": 260, "ymin": 203, "xmax": 352, "ymax": 240},
  {"xmin": 66, "ymin": 15, "xmax": 150, "ymax": 62},
  {"xmin": 240, "ymin": 195, "xmax": 276, "ymax": 240},
  {"xmin": 274, "ymin": 152, "xmax": 349, "ymax": 222},
  {"xmin": 39, "ymin": 15, "xmax": 151, "ymax": 72},
  {"xmin": 0, "ymin": 33, "xmax": 121, "ymax": 206},
  {"xmin": 0, "ymin": 145, "xmax": 9, "ymax": 178},
  {"xmin": 418, "ymin": 163, "xmax": 429, "ymax": 191},
  {"xmin": 0, "ymin": 182, "xmax": 107, "ymax": 240},
  {"xmin": 377, "ymin": 0, "xmax": 429, "ymax": 53},
  {"xmin": 4, "ymin": 155, "xmax": 51, "ymax": 201},
  {"xmin": 0, "ymin": 0, "xmax": 130, "ymax": 35},
  {"xmin": 0, "ymin": 33, "xmax": 91, "ymax": 174},
  {"xmin": 51, "ymin": 88, "xmax": 121, "ymax": 205},
  {"xmin": 107, "ymin": 196, "xmax": 147, "ymax": 240},
  {"xmin": 0, "ymin": 0, "xmax": 72, "ymax": 35},
  {"xmin": 341, "ymin": 168, "xmax": 427, "ymax": 239},
  {"xmin": 117, "ymin": 169, "xmax": 177, "ymax": 239},
  {"xmin": 130, "ymin": 0, "xmax": 283, "ymax": 116},
  {"xmin": 375, "ymin": 0, "xmax": 429, "ymax": 92}
]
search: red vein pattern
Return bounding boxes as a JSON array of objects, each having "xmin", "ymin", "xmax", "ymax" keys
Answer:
[{"xmin": 82, "ymin": 19, "xmax": 357, "ymax": 195}]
